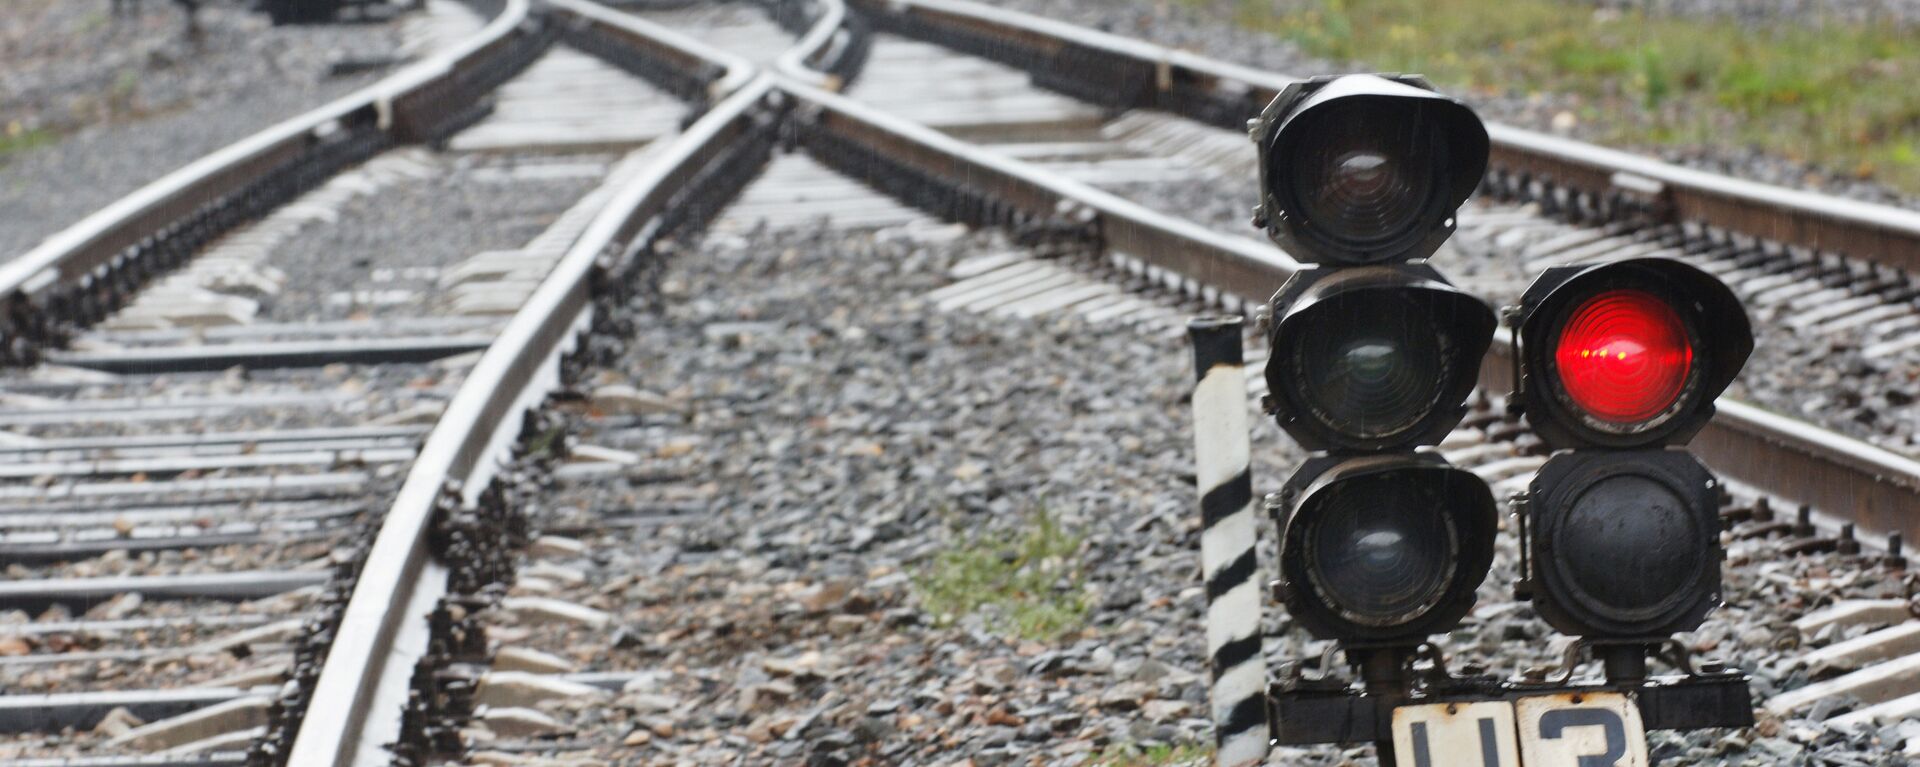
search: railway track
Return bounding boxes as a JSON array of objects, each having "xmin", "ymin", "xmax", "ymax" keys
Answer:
[
  {"xmin": 0, "ymin": 0, "xmax": 739, "ymax": 763},
  {"xmin": 4, "ymin": 0, "xmax": 1919, "ymax": 763}
]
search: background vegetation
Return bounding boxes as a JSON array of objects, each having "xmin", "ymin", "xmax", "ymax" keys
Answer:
[
  {"xmin": 916, "ymin": 508, "xmax": 1091, "ymax": 641},
  {"xmin": 1212, "ymin": 0, "xmax": 1920, "ymax": 194}
]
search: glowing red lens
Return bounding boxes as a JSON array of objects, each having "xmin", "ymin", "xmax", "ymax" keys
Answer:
[{"xmin": 1554, "ymin": 289, "xmax": 1693, "ymax": 425}]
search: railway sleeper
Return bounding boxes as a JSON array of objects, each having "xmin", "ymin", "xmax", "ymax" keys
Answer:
[
  {"xmin": 0, "ymin": 572, "xmax": 331, "ymax": 614},
  {"xmin": 0, "ymin": 687, "xmax": 268, "ymax": 737}
]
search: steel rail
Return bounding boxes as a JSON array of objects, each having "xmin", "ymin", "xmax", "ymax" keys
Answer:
[
  {"xmin": 789, "ymin": 79, "xmax": 1301, "ymax": 301},
  {"xmin": 278, "ymin": 6, "xmax": 833, "ymax": 759},
  {"xmin": 545, "ymin": 0, "xmax": 757, "ymax": 100},
  {"xmin": 843, "ymin": 0, "xmax": 1920, "ymax": 273},
  {"xmin": 773, "ymin": 0, "xmax": 851, "ymax": 89},
  {"xmin": 278, "ymin": 2, "xmax": 1920, "ymax": 758},
  {"xmin": 783, "ymin": 0, "xmax": 1920, "ymax": 544},
  {"xmin": 0, "ymin": 0, "xmax": 535, "ymax": 300},
  {"xmin": 285, "ymin": 69, "xmax": 781, "ymax": 767}
]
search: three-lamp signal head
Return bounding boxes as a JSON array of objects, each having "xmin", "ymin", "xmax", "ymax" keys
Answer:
[
  {"xmin": 1516, "ymin": 258, "xmax": 1754, "ymax": 450},
  {"xmin": 1251, "ymin": 74, "xmax": 1490, "ymax": 265},
  {"xmin": 1264, "ymin": 265, "xmax": 1495, "ymax": 452},
  {"xmin": 1256, "ymin": 73, "xmax": 1500, "ymax": 648},
  {"xmin": 1273, "ymin": 454, "xmax": 1498, "ymax": 643}
]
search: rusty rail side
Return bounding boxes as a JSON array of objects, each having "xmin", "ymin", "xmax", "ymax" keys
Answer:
[
  {"xmin": 545, "ymin": 0, "xmax": 756, "ymax": 102},
  {"xmin": 791, "ymin": 81, "xmax": 1300, "ymax": 300}
]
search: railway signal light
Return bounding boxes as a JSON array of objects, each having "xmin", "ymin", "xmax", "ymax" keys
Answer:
[
  {"xmin": 1525, "ymin": 449, "xmax": 1722, "ymax": 639},
  {"xmin": 1263, "ymin": 265, "xmax": 1494, "ymax": 452},
  {"xmin": 1513, "ymin": 258, "xmax": 1753, "ymax": 644},
  {"xmin": 1254, "ymin": 74, "xmax": 1497, "ymax": 655},
  {"xmin": 1249, "ymin": 77, "xmax": 1756, "ymax": 763},
  {"xmin": 1253, "ymin": 74, "xmax": 1489, "ymax": 266},
  {"xmin": 1515, "ymin": 259, "xmax": 1753, "ymax": 451},
  {"xmin": 1274, "ymin": 454, "xmax": 1497, "ymax": 644},
  {"xmin": 1254, "ymin": 73, "xmax": 1512, "ymax": 759}
]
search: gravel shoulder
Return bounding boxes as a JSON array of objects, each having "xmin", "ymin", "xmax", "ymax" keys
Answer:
[{"xmin": 0, "ymin": 0, "xmax": 409, "ymax": 259}]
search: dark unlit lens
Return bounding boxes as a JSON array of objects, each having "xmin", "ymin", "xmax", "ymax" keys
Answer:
[
  {"xmin": 1306, "ymin": 475, "xmax": 1457, "ymax": 625},
  {"xmin": 1285, "ymin": 102, "xmax": 1439, "ymax": 249},
  {"xmin": 1559, "ymin": 473, "xmax": 1707, "ymax": 619},
  {"xmin": 1333, "ymin": 151, "xmax": 1393, "ymax": 197},
  {"xmin": 1293, "ymin": 296, "xmax": 1445, "ymax": 440}
]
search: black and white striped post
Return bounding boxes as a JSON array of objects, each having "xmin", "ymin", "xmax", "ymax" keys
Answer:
[{"xmin": 1187, "ymin": 315, "xmax": 1269, "ymax": 767}]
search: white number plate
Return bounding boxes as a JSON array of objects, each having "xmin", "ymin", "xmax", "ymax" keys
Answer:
[{"xmin": 1392, "ymin": 692, "xmax": 1649, "ymax": 767}]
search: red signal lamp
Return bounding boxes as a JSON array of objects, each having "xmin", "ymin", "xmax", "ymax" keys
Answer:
[
  {"xmin": 1517, "ymin": 259, "xmax": 1750, "ymax": 451},
  {"xmin": 1555, "ymin": 288, "xmax": 1695, "ymax": 426}
]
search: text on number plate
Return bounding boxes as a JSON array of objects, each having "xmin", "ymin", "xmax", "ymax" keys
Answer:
[{"xmin": 1392, "ymin": 692, "xmax": 1649, "ymax": 767}]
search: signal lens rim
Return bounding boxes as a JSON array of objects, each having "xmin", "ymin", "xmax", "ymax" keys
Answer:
[
  {"xmin": 1255, "ymin": 78, "xmax": 1490, "ymax": 265},
  {"xmin": 1298, "ymin": 473, "xmax": 1462, "ymax": 627},
  {"xmin": 1515, "ymin": 258, "xmax": 1755, "ymax": 451},
  {"xmin": 1264, "ymin": 270, "xmax": 1496, "ymax": 453},
  {"xmin": 1274, "ymin": 99, "xmax": 1454, "ymax": 262},
  {"xmin": 1281, "ymin": 289, "xmax": 1454, "ymax": 444}
]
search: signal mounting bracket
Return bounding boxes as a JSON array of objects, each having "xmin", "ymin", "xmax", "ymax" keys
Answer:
[{"xmin": 1267, "ymin": 669, "xmax": 1753, "ymax": 746}]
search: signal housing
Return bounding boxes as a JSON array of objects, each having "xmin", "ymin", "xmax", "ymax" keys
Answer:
[
  {"xmin": 1517, "ymin": 258, "xmax": 1753, "ymax": 451},
  {"xmin": 1258, "ymin": 74, "xmax": 1498, "ymax": 653},
  {"xmin": 1273, "ymin": 454, "xmax": 1498, "ymax": 644},
  {"xmin": 1265, "ymin": 264, "xmax": 1495, "ymax": 452},
  {"xmin": 1251, "ymin": 74, "xmax": 1489, "ymax": 265},
  {"xmin": 1525, "ymin": 450, "xmax": 1722, "ymax": 638}
]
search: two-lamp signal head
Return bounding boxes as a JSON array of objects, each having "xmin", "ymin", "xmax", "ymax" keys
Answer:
[
  {"xmin": 1515, "ymin": 258, "xmax": 1752, "ymax": 639},
  {"xmin": 1264, "ymin": 264, "xmax": 1496, "ymax": 452},
  {"xmin": 1251, "ymin": 74, "xmax": 1490, "ymax": 265},
  {"xmin": 1517, "ymin": 258, "xmax": 1754, "ymax": 450},
  {"xmin": 1273, "ymin": 454, "xmax": 1498, "ymax": 644}
]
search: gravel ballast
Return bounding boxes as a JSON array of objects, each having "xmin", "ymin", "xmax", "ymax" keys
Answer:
[
  {"xmin": 457, "ymin": 201, "xmax": 1917, "ymax": 765},
  {"xmin": 257, "ymin": 154, "xmax": 608, "ymax": 324}
]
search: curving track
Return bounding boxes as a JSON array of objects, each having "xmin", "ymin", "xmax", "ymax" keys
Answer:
[
  {"xmin": 0, "ymin": 1, "xmax": 720, "ymax": 763},
  {"xmin": 5, "ymin": 0, "xmax": 1920, "ymax": 763}
]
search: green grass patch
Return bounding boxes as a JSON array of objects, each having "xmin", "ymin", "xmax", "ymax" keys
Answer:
[
  {"xmin": 1211, "ymin": 0, "xmax": 1920, "ymax": 193},
  {"xmin": 1087, "ymin": 742, "xmax": 1214, "ymax": 766},
  {"xmin": 0, "ymin": 125, "xmax": 56, "ymax": 160},
  {"xmin": 915, "ymin": 508, "xmax": 1090, "ymax": 641}
]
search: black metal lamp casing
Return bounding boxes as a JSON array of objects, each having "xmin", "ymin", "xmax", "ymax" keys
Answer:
[
  {"xmin": 1264, "ymin": 264, "xmax": 1496, "ymax": 453},
  {"xmin": 1525, "ymin": 449, "xmax": 1723, "ymax": 638},
  {"xmin": 1251, "ymin": 74, "xmax": 1489, "ymax": 265},
  {"xmin": 1516, "ymin": 258, "xmax": 1754, "ymax": 451},
  {"xmin": 1273, "ymin": 454, "xmax": 1498, "ymax": 644}
]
